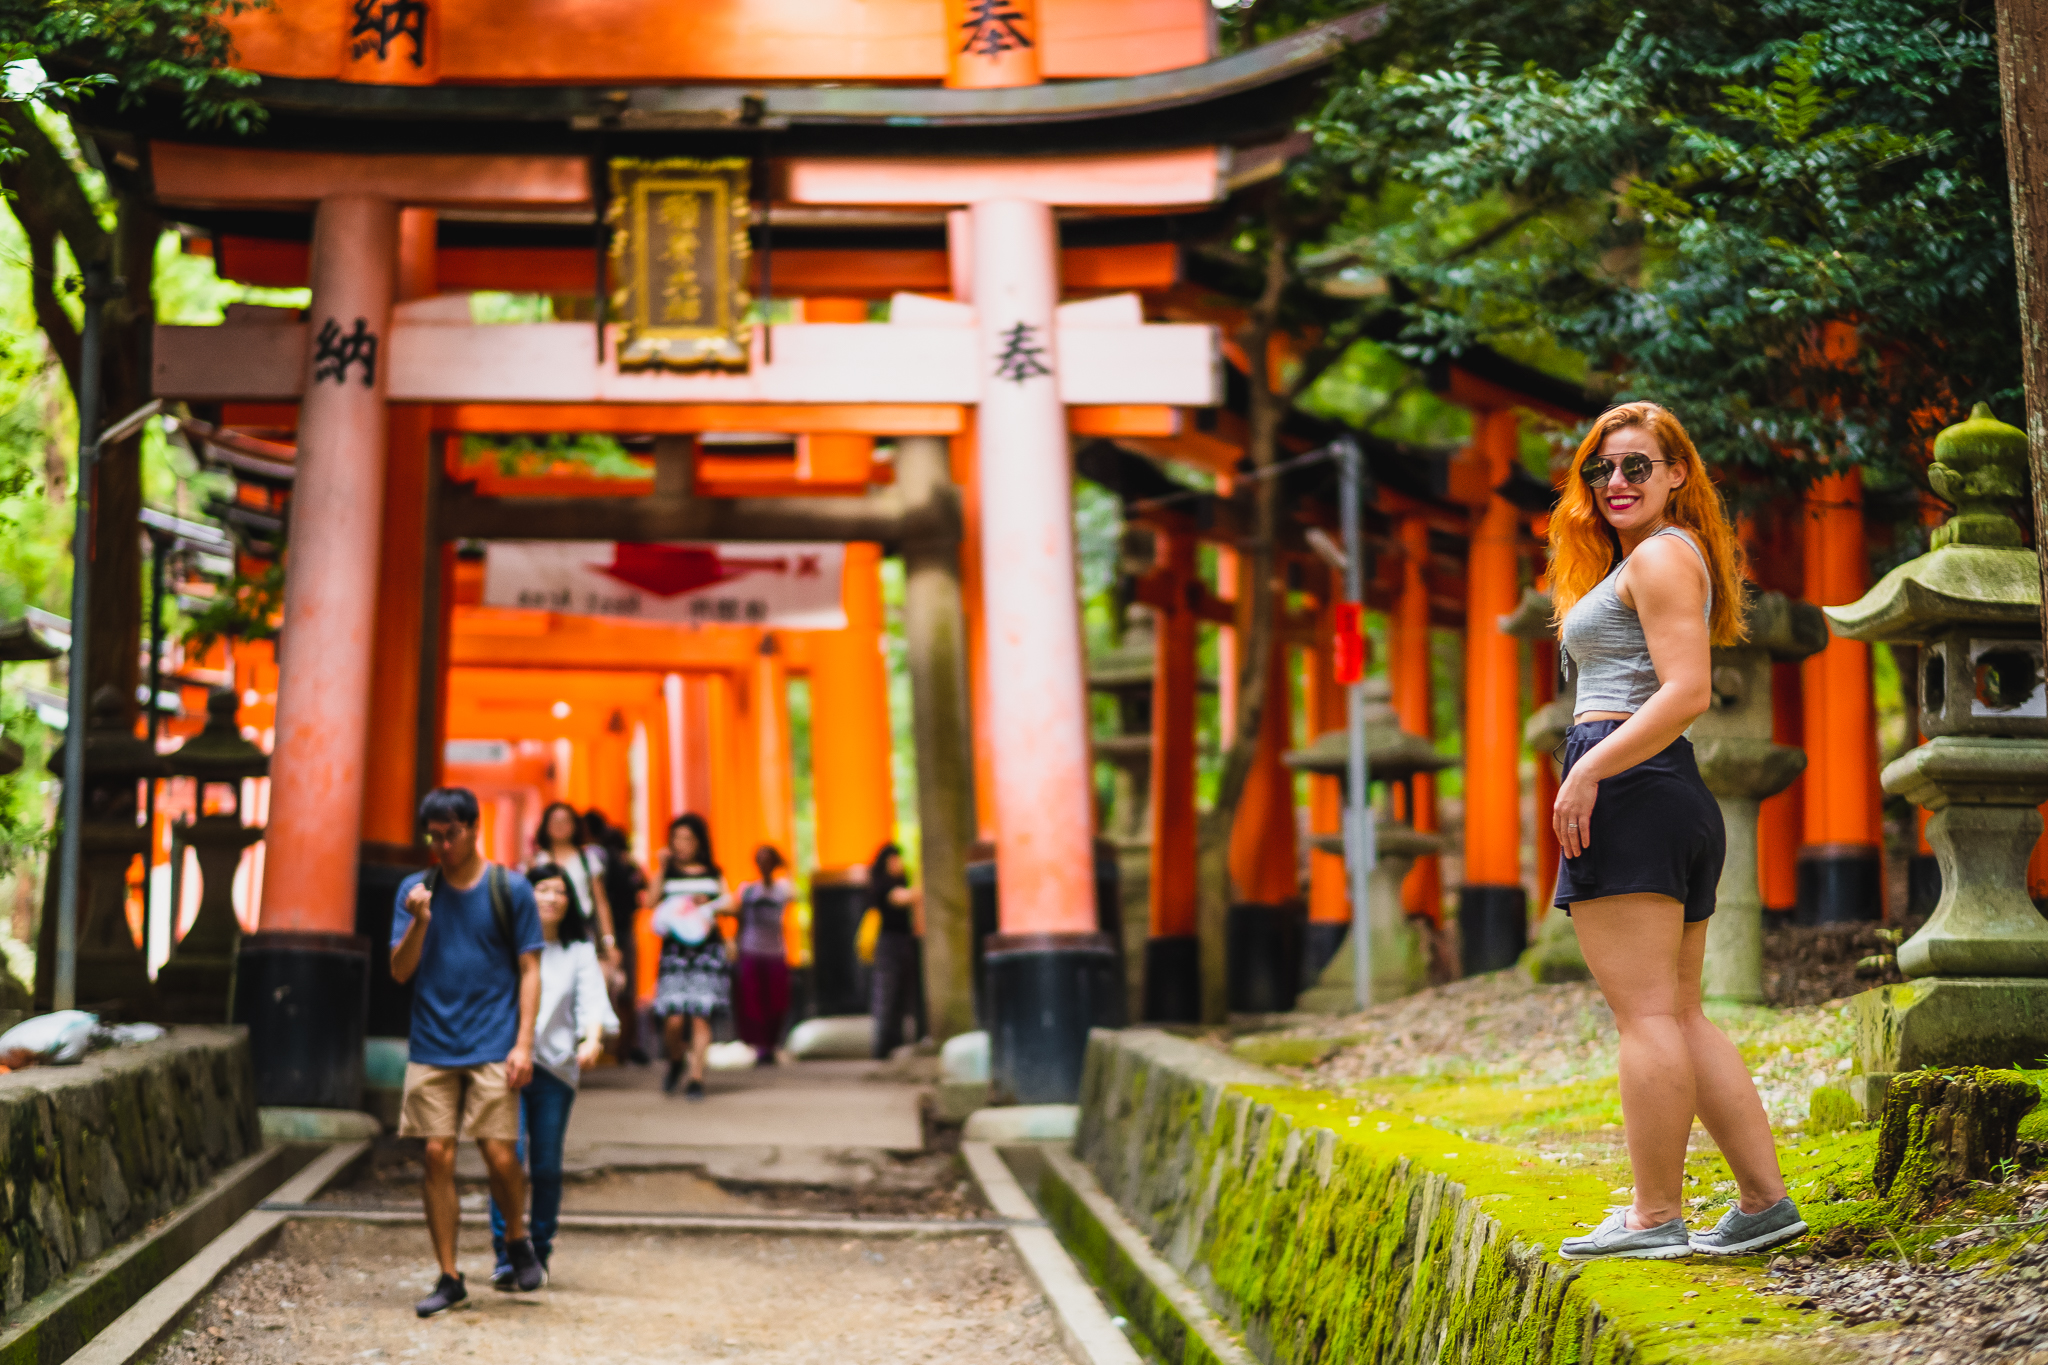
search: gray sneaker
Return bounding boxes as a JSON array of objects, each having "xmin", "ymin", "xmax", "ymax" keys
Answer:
[
  {"xmin": 1689, "ymin": 1197, "xmax": 1806, "ymax": 1255},
  {"xmin": 1559, "ymin": 1208, "xmax": 1692, "ymax": 1261}
]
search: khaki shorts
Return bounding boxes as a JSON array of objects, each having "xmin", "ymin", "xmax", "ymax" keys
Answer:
[{"xmin": 397, "ymin": 1061, "xmax": 519, "ymax": 1141}]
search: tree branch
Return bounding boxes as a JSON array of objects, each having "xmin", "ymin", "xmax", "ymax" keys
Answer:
[
  {"xmin": 0, "ymin": 104, "xmax": 112, "ymax": 275},
  {"xmin": 21, "ymin": 216, "xmax": 81, "ymax": 397},
  {"xmin": 1211, "ymin": 197, "xmax": 1294, "ymax": 833}
]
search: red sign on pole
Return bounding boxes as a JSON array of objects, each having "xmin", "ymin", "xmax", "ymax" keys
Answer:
[{"xmin": 1333, "ymin": 602, "xmax": 1365, "ymax": 685}]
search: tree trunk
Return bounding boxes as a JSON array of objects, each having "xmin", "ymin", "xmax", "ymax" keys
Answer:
[
  {"xmin": 1994, "ymin": 0, "xmax": 2048, "ymax": 643},
  {"xmin": 1872, "ymin": 1067, "xmax": 2040, "ymax": 1207},
  {"xmin": 1191, "ymin": 204, "xmax": 1291, "ymax": 1022},
  {"xmin": 88, "ymin": 176, "xmax": 159, "ymax": 728},
  {"xmin": 896, "ymin": 437, "xmax": 980, "ymax": 1043}
]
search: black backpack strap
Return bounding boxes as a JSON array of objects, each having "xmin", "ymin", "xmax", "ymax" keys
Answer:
[{"xmin": 487, "ymin": 863, "xmax": 519, "ymax": 964}]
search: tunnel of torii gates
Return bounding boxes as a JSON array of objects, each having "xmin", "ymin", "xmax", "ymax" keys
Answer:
[{"xmin": 113, "ymin": 0, "xmax": 2048, "ymax": 1104}]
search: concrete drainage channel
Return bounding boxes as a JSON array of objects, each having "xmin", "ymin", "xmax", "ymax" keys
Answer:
[{"xmin": 975, "ymin": 1141, "xmax": 1256, "ymax": 1365}]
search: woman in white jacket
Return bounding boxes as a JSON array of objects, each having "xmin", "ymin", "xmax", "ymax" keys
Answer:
[{"xmin": 490, "ymin": 863, "xmax": 618, "ymax": 1286}]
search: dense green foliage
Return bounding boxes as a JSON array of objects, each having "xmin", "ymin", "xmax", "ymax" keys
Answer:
[
  {"xmin": 0, "ymin": 0, "xmax": 264, "ymax": 132},
  {"xmin": 1238, "ymin": 0, "xmax": 2018, "ymax": 492}
]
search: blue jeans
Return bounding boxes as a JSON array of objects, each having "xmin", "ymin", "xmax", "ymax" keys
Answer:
[{"xmin": 488, "ymin": 1067, "xmax": 577, "ymax": 1265}]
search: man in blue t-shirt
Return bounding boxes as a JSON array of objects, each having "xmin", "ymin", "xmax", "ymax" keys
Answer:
[{"xmin": 390, "ymin": 787, "xmax": 545, "ymax": 1315}]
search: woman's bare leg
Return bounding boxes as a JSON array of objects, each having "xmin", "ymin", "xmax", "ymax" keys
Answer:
[
  {"xmin": 1571, "ymin": 894, "xmax": 1695, "ymax": 1227},
  {"xmin": 663, "ymin": 1013, "xmax": 685, "ymax": 1062},
  {"xmin": 687, "ymin": 1016, "xmax": 712, "ymax": 1083},
  {"xmin": 1673, "ymin": 921, "xmax": 1789, "ymax": 1213}
]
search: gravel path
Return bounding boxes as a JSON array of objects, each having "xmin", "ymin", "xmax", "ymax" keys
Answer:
[
  {"xmin": 1766, "ymin": 1180, "xmax": 2048, "ymax": 1364},
  {"xmin": 145, "ymin": 1219, "xmax": 1066, "ymax": 1365}
]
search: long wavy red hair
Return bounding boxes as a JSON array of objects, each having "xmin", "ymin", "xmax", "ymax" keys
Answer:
[{"xmin": 1547, "ymin": 402, "xmax": 1748, "ymax": 647}]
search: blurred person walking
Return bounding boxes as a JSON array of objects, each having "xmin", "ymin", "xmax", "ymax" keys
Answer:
[
  {"xmin": 488, "ymin": 862, "xmax": 617, "ymax": 1285},
  {"xmin": 732, "ymin": 845, "xmax": 796, "ymax": 1066},
  {"xmin": 389, "ymin": 787, "xmax": 546, "ymax": 1315},
  {"xmin": 584, "ymin": 808, "xmax": 650, "ymax": 1062},
  {"xmin": 652, "ymin": 813, "xmax": 730, "ymax": 1100},
  {"xmin": 866, "ymin": 843, "xmax": 922, "ymax": 1059},
  {"xmin": 530, "ymin": 802, "xmax": 622, "ymax": 982}
]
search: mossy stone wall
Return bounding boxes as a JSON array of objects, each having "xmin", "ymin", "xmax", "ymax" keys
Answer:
[
  {"xmin": 1075, "ymin": 1029, "xmax": 1641, "ymax": 1365},
  {"xmin": 0, "ymin": 1027, "xmax": 258, "ymax": 1313}
]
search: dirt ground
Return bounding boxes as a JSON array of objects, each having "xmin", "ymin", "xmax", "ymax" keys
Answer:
[
  {"xmin": 144, "ymin": 1219, "xmax": 1066, "ymax": 1365},
  {"xmin": 1763, "ymin": 919, "xmax": 1925, "ymax": 1007}
]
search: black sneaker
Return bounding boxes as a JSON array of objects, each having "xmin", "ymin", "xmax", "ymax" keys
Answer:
[
  {"xmin": 490, "ymin": 1259, "xmax": 515, "ymax": 1291},
  {"xmin": 684, "ymin": 1078, "xmax": 705, "ymax": 1101},
  {"xmin": 508, "ymin": 1236, "xmax": 547, "ymax": 1292},
  {"xmin": 416, "ymin": 1272, "xmax": 467, "ymax": 1317},
  {"xmin": 663, "ymin": 1060, "xmax": 684, "ymax": 1094}
]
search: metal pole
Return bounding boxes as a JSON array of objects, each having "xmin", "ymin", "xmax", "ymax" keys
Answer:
[
  {"xmin": 144, "ymin": 527, "xmax": 167, "ymax": 970},
  {"xmin": 56, "ymin": 263, "xmax": 109, "ymax": 1012},
  {"xmin": 1338, "ymin": 437, "xmax": 1375, "ymax": 1011}
]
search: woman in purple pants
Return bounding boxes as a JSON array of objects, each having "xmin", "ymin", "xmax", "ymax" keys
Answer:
[{"xmin": 732, "ymin": 845, "xmax": 795, "ymax": 1066}]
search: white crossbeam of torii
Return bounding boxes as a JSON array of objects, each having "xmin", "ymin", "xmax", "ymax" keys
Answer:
[{"xmin": 152, "ymin": 291, "xmax": 1218, "ymax": 406}]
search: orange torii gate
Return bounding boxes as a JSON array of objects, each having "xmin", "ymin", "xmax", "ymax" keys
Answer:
[{"xmin": 144, "ymin": 0, "xmax": 1385, "ymax": 1107}]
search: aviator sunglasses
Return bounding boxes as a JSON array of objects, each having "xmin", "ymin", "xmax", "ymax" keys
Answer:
[{"xmin": 1580, "ymin": 453, "xmax": 1678, "ymax": 488}]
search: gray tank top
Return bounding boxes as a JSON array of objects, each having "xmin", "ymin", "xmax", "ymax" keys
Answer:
[{"xmin": 1559, "ymin": 526, "xmax": 1712, "ymax": 715}]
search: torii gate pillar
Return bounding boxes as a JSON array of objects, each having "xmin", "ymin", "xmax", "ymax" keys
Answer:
[
  {"xmin": 237, "ymin": 194, "xmax": 396, "ymax": 1108},
  {"xmin": 969, "ymin": 198, "xmax": 1117, "ymax": 1103}
]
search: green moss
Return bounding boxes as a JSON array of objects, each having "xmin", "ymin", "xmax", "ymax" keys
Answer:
[
  {"xmin": 1807, "ymin": 1088, "xmax": 1859, "ymax": 1135},
  {"xmin": 1076, "ymin": 1032, "xmax": 2048, "ymax": 1365},
  {"xmin": 1229, "ymin": 1037, "xmax": 1345, "ymax": 1069}
]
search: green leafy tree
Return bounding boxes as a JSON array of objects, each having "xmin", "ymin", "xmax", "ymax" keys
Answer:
[
  {"xmin": 0, "ymin": 0, "xmax": 263, "ymax": 721},
  {"xmin": 1310, "ymin": 0, "xmax": 2015, "ymax": 493}
]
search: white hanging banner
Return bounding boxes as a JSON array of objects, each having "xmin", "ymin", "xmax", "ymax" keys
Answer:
[{"xmin": 483, "ymin": 541, "xmax": 847, "ymax": 630}]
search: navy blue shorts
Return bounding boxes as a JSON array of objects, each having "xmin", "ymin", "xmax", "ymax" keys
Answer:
[{"xmin": 1553, "ymin": 720, "xmax": 1723, "ymax": 923}]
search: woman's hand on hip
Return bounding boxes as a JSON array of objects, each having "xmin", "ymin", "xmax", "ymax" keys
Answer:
[{"xmin": 1554, "ymin": 765, "xmax": 1598, "ymax": 859}]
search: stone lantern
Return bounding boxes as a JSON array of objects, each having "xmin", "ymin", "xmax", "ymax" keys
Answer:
[
  {"xmin": 1692, "ymin": 591, "xmax": 1829, "ymax": 1002},
  {"xmin": 155, "ymin": 688, "xmax": 269, "ymax": 1023},
  {"xmin": 1088, "ymin": 615, "xmax": 1160, "ymax": 1015},
  {"xmin": 1500, "ymin": 588, "xmax": 1588, "ymax": 983},
  {"xmin": 1825, "ymin": 404, "xmax": 2048, "ymax": 1103},
  {"xmin": 36, "ymin": 686, "xmax": 171, "ymax": 1015},
  {"xmin": 1285, "ymin": 679, "xmax": 1456, "ymax": 1008}
]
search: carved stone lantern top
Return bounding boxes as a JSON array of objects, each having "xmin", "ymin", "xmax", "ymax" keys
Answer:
[
  {"xmin": 1826, "ymin": 405, "xmax": 2040, "ymax": 643},
  {"xmin": 1285, "ymin": 680, "xmax": 1456, "ymax": 783},
  {"xmin": 166, "ymin": 688, "xmax": 269, "ymax": 784},
  {"xmin": 46, "ymin": 686, "xmax": 172, "ymax": 782},
  {"xmin": 1086, "ymin": 624, "xmax": 1157, "ymax": 695},
  {"xmin": 1497, "ymin": 587, "xmax": 1556, "ymax": 641},
  {"xmin": 1928, "ymin": 402, "xmax": 2031, "ymax": 550},
  {"xmin": 0, "ymin": 617, "xmax": 62, "ymax": 663},
  {"xmin": 1826, "ymin": 404, "xmax": 2043, "ymax": 742}
]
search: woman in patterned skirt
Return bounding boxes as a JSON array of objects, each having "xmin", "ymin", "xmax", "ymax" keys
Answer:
[{"xmin": 651, "ymin": 813, "xmax": 730, "ymax": 1101}]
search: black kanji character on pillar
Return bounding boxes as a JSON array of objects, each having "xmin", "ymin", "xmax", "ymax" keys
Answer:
[
  {"xmin": 313, "ymin": 317, "xmax": 379, "ymax": 387},
  {"xmin": 958, "ymin": 0, "xmax": 1032, "ymax": 56},
  {"xmin": 992, "ymin": 321, "xmax": 1052, "ymax": 384},
  {"xmin": 350, "ymin": 0, "xmax": 429, "ymax": 66}
]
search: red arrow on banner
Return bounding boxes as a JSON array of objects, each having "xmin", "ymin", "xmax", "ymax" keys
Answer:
[{"xmin": 594, "ymin": 544, "xmax": 792, "ymax": 598}]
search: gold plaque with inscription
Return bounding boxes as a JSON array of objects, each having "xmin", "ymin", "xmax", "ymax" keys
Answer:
[{"xmin": 608, "ymin": 158, "xmax": 753, "ymax": 370}]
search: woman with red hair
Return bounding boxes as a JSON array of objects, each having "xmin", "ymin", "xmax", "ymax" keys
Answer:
[{"xmin": 1549, "ymin": 402, "xmax": 1804, "ymax": 1262}]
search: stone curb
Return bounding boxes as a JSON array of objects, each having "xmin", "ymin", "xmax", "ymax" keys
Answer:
[
  {"xmin": 1028, "ymin": 1145, "xmax": 1258, "ymax": 1365},
  {"xmin": 64, "ymin": 1141, "xmax": 369, "ymax": 1365},
  {"xmin": 0, "ymin": 1143, "xmax": 298, "ymax": 1365},
  {"xmin": 961, "ymin": 1141, "xmax": 1144, "ymax": 1365}
]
